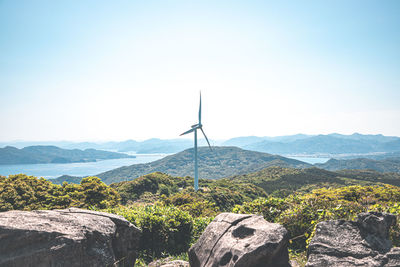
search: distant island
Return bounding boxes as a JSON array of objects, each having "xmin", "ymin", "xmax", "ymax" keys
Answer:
[{"xmin": 0, "ymin": 145, "xmax": 135, "ymax": 165}]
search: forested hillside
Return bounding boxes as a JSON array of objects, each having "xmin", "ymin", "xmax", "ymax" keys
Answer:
[
  {"xmin": 316, "ymin": 157, "xmax": 400, "ymax": 173},
  {"xmin": 2, "ymin": 170, "xmax": 400, "ymax": 266}
]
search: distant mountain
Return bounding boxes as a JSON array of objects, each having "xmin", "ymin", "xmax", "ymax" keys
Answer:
[
  {"xmin": 221, "ymin": 134, "xmax": 312, "ymax": 147},
  {"xmin": 0, "ymin": 145, "xmax": 134, "ymax": 165},
  {"xmin": 361, "ymin": 152, "xmax": 400, "ymax": 160},
  {"xmin": 61, "ymin": 138, "xmax": 199, "ymax": 154},
  {"xmin": 91, "ymin": 146, "xmax": 311, "ymax": 184},
  {"xmin": 62, "ymin": 140, "xmax": 139, "ymax": 151},
  {"xmin": 379, "ymin": 139, "xmax": 400, "ymax": 152},
  {"xmin": 221, "ymin": 136, "xmax": 269, "ymax": 147},
  {"xmin": 0, "ymin": 141, "xmax": 73, "ymax": 149},
  {"xmin": 315, "ymin": 157, "xmax": 400, "ymax": 173},
  {"xmin": 327, "ymin": 133, "xmax": 400, "ymax": 142},
  {"xmin": 120, "ymin": 138, "xmax": 194, "ymax": 153},
  {"xmin": 3, "ymin": 133, "xmax": 399, "ymax": 156},
  {"xmin": 243, "ymin": 134, "xmax": 400, "ymax": 155}
]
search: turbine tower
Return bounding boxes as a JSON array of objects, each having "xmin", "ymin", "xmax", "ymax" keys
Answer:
[{"xmin": 180, "ymin": 92, "xmax": 212, "ymax": 191}]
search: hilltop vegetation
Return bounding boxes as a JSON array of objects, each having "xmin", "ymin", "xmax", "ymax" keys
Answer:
[
  {"xmin": 110, "ymin": 172, "xmax": 267, "ymax": 212},
  {"xmin": 0, "ymin": 145, "xmax": 134, "ymax": 165},
  {"xmin": 108, "ymin": 170, "xmax": 400, "ymax": 264},
  {"xmin": 2, "ymin": 169, "xmax": 400, "ymax": 265},
  {"xmin": 109, "ymin": 167, "xmax": 400, "ymax": 208}
]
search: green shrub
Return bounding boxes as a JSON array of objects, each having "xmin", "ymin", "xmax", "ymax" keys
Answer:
[
  {"xmin": 0, "ymin": 174, "xmax": 120, "ymax": 211},
  {"xmin": 102, "ymin": 204, "xmax": 212, "ymax": 262},
  {"xmin": 232, "ymin": 196, "xmax": 290, "ymax": 222}
]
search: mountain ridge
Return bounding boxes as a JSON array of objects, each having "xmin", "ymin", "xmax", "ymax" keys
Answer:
[{"xmin": 3, "ymin": 133, "xmax": 399, "ymax": 156}]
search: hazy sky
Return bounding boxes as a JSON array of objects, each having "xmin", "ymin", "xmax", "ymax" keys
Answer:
[{"xmin": 1, "ymin": 0, "xmax": 399, "ymax": 142}]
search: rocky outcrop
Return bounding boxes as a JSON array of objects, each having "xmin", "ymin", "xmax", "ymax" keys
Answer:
[
  {"xmin": 188, "ymin": 213, "xmax": 290, "ymax": 267},
  {"xmin": 306, "ymin": 212, "xmax": 400, "ymax": 267},
  {"xmin": 0, "ymin": 208, "xmax": 141, "ymax": 267}
]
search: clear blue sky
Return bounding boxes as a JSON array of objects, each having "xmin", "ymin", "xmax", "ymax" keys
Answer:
[{"xmin": 1, "ymin": 0, "xmax": 399, "ymax": 141}]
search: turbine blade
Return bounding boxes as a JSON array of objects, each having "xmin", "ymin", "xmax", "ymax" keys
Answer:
[
  {"xmin": 180, "ymin": 128, "xmax": 195, "ymax": 136},
  {"xmin": 198, "ymin": 92, "xmax": 202, "ymax": 124},
  {"xmin": 200, "ymin": 127, "xmax": 212, "ymax": 150}
]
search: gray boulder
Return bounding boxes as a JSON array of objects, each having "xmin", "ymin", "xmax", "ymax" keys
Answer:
[
  {"xmin": 188, "ymin": 213, "xmax": 290, "ymax": 267},
  {"xmin": 306, "ymin": 212, "xmax": 400, "ymax": 267},
  {"xmin": 0, "ymin": 208, "xmax": 141, "ymax": 267}
]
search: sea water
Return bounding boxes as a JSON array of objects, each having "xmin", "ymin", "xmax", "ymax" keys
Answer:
[
  {"xmin": 0, "ymin": 154, "xmax": 330, "ymax": 179},
  {"xmin": 0, "ymin": 154, "xmax": 168, "ymax": 179}
]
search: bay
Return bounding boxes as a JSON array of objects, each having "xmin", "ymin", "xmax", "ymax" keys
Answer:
[
  {"xmin": 0, "ymin": 153, "xmax": 330, "ymax": 179},
  {"xmin": 0, "ymin": 154, "xmax": 168, "ymax": 179}
]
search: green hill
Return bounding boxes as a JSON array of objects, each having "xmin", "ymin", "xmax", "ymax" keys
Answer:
[
  {"xmin": 335, "ymin": 169, "xmax": 400, "ymax": 185},
  {"xmin": 96, "ymin": 146, "xmax": 311, "ymax": 184},
  {"xmin": 229, "ymin": 166, "xmax": 400, "ymax": 195}
]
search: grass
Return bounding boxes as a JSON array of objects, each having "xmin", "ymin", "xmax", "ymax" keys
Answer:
[
  {"xmin": 135, "ymin": 253, "xmax": 189, "ymax": 266},
  {"xmin": 289, "ymin": 249, "xmax": 307, "ymax": 267}
]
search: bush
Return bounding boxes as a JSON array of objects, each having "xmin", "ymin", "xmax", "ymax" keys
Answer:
[
  {"xmin": 232, "ymin": 196, "xmax": 290, "ymax": 222},
  {"xmin": 162, "ymin": 193, "xmax": 219, "ymax": 217},
  {"xmin": 102, "ymin": 204, "xmax": 213, "ymax": 262},
  {"xmin": 0, "ymin": 174, "xmax": 120, "ymax": 211}
]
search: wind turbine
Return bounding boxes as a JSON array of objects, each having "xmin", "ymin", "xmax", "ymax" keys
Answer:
[{"xmin": 180, "ymin": 92, "xmax": 212, "ymax": 191}]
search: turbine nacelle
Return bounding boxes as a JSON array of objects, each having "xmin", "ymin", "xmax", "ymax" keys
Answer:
[{"xmin": 191, "ymin": 123, "xmax": 202, "ymax": 129}]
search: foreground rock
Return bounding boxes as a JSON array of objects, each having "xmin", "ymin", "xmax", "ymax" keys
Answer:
[
  {"xmin": 306, "ymin": 212, "xmax": 400, "ymax": 267},
  {"xmin": 0, "ymin": 208, "xmax": 141, "ymax": 267},
  {"xmin": 189, "ymin": 213, "xmax": 290, "ymax": 267}
]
